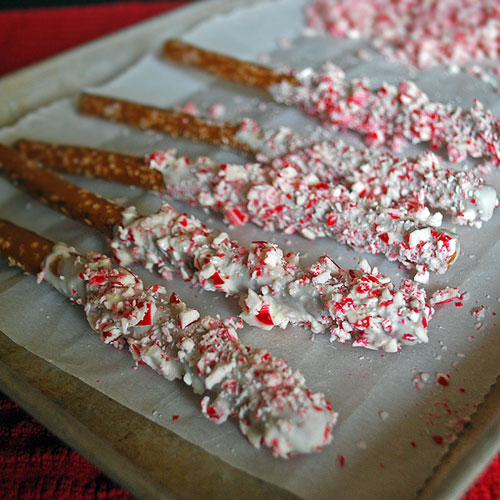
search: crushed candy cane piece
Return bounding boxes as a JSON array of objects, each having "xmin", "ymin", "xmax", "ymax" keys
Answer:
[{"xmin": 430, "ymin": 287, "xmax": 465, "ymax": 306}]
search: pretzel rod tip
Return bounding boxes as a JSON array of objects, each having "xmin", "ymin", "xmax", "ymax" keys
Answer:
[{"xmin": 163, "ymin": 39, "xmax": 299, "ymax": 90}]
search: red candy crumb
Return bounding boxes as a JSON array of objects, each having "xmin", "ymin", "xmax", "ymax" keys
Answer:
[{"xmin": 432, "ymin": 435, "xmax": 444, "ymax": 445}]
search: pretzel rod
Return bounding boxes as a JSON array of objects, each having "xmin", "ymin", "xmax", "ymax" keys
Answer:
[
  {"xmin": 0, "ymin": 221, "xmax": 336, "ymax": 457},
  {"xmin": 0, "ymin": 219, "xmax": 54, "ymax": 273},
  {"xmin": 0, "ymin": 145, "xmax": 122, "ymax": 238},
  {"xmin": 75, "ymin": 89, "xmax": 499, "ymax": 227},
  {"xmin": 162, "ymin": 40, "xmax": 500, "ymax": 165},
  {"xmin": 163, "ymin": 39, "xmax": 298, "ymax": 90},
  {"xmin": 14, "ymin": 139, "xmax": 165, "ymax": 193},
  {"xmin": 4, "ymin": 143, "xmax": 440, "ymax": 350},
  {"xmin": 79, "ymin": 93, "xmax": 256, "ymax": 153},
  {"xmin": 14, "ymin": 139, "xmax": 459, "ymax": 277}
]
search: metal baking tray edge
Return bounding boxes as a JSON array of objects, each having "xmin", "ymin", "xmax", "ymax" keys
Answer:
[{"xmin": 0, "ymin": 1, "xmax": 499, "ymax": 498}]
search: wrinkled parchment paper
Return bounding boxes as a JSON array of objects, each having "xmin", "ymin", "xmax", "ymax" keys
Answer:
[{"xmin": 1, "ymin": 1, "xmax": 500, "ymax": 498}]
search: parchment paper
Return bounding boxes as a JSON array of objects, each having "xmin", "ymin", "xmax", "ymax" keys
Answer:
[{"xmin": 1, "ymin": 1, "xmax": 500, "ymax": 499}]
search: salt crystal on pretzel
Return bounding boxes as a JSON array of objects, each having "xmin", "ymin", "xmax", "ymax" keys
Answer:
[
  {"xmin": 0, "ymin": 219, "xmax": 336, "ymax": 457},
  {"xmin": 3, "ymin": 145, "xmax": 437, "ymax": 351},
  {"xmin": 162, "ymin": 40, "xmax": 500, "ymax": 165},
  {"xmin": 113, "ymin": 202, "xmax": 435, "ymax": 352}
]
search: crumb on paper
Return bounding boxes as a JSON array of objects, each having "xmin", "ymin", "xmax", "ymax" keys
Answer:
[
  {"xmin": 412, "ymin": 372, "xmax": 430, "ymax": 391},
  {"xmin": 379, "ymin": 410, "xmax": 389, "ymax": 421},
  {"xmin": 355, "ymin": 440, "xmax": 367, "ymax": 449}
]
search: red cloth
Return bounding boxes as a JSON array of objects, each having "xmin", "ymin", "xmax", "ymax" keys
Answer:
[
  {"xmin": 0, "ymin": 2, "xmax": 498, "ymax": 499},
  {"xmin": 0, "ymin": 390, "xmax": 133, "ymax": 500},
  {"xmin": 0, "ymin": 1, "xmax": 185, "ymax": 77}
]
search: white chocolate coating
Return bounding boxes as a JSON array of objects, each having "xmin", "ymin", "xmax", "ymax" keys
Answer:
[
  {"xmin": 147, "ymin": 150, "xmax": 458, "ymax": 273},
  {"xmin": 234, "ymin": 119, "xmax": 498, "ymax": 227},
  {"xmin": 112, "ymin": 203, "xmax": 435, "ymax": 352},
  {"xmin": 269, "ymin": 64, "xmax": 500, "ymax": 165},
  {"xmin": 306, "ymin": 0, "xmax": 500, "ymax": 71},
  {"xmin": 40, "ymin": 243, "xmax": 337, "ymax": 458},
  {"xmin": 271, "ymin": 143, "xmax": 498, "ymax": 228}
]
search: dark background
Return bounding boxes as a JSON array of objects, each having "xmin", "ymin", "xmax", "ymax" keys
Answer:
[{"xmin": 0, "ymin": 0, "xmax": 187, "ymax": 8}]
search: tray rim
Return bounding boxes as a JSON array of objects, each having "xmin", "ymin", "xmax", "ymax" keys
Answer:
[{"xmin": 0, "ymin": 1, "xmax": 499, "ymax": 498}]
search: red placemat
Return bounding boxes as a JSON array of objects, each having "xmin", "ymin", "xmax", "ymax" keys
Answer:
[
  {"xmin": 0, "ymin": 1, "xmax": 185, "ymax": 77},
  {"xmin": 0, "ymin": 390, "xmax": 133, "ymax": 500},
  {"xmin": 0, "ymin": 2, "xmax": 498, "ymax": 499}
]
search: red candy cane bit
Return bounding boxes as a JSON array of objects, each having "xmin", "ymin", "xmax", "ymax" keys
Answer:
[
  {"xmin": 323, "ymin": 424, "xmax": 331, "ymax": 444},
  {"xmin": 224, "ymin": 207, "xmax": 249, "ymax": 226},
  {"xmin": 136, "ymin": 303, "xmax": 153, "ymax": 326},
  {"xmin": 326, "ymin": 214, "xmax": 337, "ymax": 226},
  {"xmin": 255, "ymin": 304, "xmax": 274, "ymax": 326},
  {"xmin": 437, "ymin": 374, "xmax": 450, "ymax": 386},
  {"xmin": 379, "ymin": 233, "xmax": 390, "ymax": 244},
  {"xmin": 211, "ymin": 272, "xmax": 225, "ymax": 286},
  {"xmin": 401, "ymin": 333, "xmax": 416, "ymax": 342}
]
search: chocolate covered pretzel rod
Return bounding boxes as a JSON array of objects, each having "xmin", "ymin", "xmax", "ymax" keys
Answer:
[
  {"xmin": 13, "ymin": 139, "xmax": 459, "ymax": 277},
  {"xmin": 75, "ymin": 96, "xmax": 497, "ymax": 227},
  {"xmin": 3, "ymin": 145, "xmax": 436, "ymax": 351},
  {"xmin": 79, "ymin": 93, "xmax": 256, "ymax": 153},
  {"xmin": 0, "ymin": 220, "xmax": 336, "ymax": 457},
  {"xmin": 162, "ymin": 39, "xmax": 500, "ymax": 165},
  {"xmin": 270, "ymin": 140, "xmax": 498, "ymax": 228}
]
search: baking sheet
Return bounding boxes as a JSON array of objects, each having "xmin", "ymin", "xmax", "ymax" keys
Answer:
[{"xmin": 1, "ymin": 0, "xmax": 500, "ymax": 499}]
